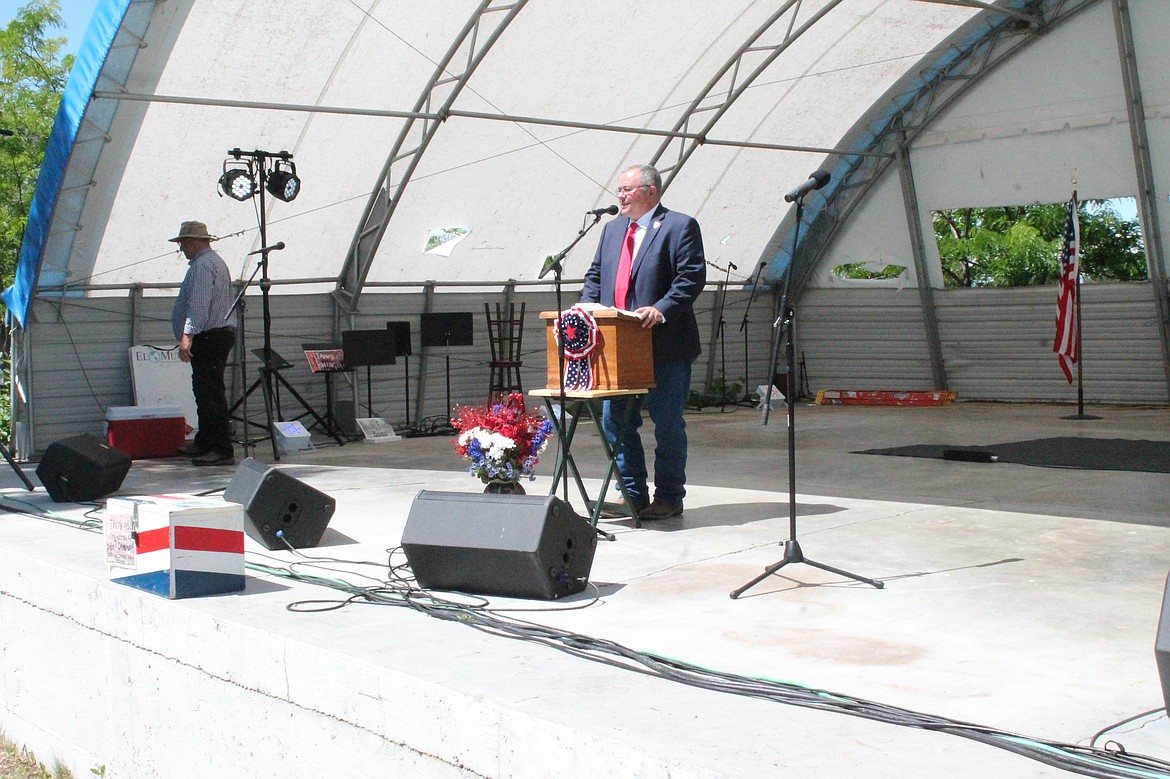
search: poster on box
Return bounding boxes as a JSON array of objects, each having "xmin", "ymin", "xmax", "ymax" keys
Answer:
[
  {"xmin": 104, "ymin": 500, "xmax": 137, "ymax": 569},
  {"xmin": 128, "ymin": 345, "xmax": 198, "ymax": 437}
]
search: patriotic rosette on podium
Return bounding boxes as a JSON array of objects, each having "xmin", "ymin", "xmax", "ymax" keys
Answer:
[
  {"xmin": 554, "ymin": 305, "xmax": 600, "ymax": 390},
  {"xmin": 104, "ymin": 494, "xmax": 246, "ymax": 599}
]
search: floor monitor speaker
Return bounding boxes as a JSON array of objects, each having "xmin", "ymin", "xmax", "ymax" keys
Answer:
[
  {"xmin": 1156, "ymin": 571, "xmax": 1170, "ymax": 712},
  {"xmin": 36, "ymin": 434, "xmax": 131, "ymax": 503},
  {"xmin": 401, "ymin": 490, "xmax": 597, "ymax": 600},
  {"xmin": 223, "ymin": 457, "xmax": 336, "ymax": 550}
]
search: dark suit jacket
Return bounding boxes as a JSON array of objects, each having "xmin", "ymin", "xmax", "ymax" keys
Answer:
[{"xmin": 580, "ymin": 204, "xmax": 706, "ymax": 363}]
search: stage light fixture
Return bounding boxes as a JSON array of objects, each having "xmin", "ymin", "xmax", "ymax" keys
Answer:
[
  {"xmin": 219, "ymin": 161, "xmax": 256, "ymax": 201},
  {"xmin": 265, "ymin": 160, "xmax": 300, "ymax": 202}
]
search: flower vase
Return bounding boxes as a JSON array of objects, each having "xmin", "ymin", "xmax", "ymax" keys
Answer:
[{"xmin": 484, "ymin": 480, "xmax": 525, "ymax": 495}]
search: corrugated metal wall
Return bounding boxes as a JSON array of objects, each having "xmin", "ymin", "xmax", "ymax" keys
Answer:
[
  {"xmin": 797, "ymin": 282, "xmax": 1168, "ymax": 403},
  {"xmin": 16, "ymin": 284, "xmax": 775, "ymax": 457}
]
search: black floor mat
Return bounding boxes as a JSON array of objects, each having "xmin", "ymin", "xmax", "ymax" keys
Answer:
[{"xmin": 854, "ymin": 437, "xmax": 1170, "ymax": 473}]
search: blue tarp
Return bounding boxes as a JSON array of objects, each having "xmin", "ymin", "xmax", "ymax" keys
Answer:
[{"xmin": 2, "ymin": 0, "xmax": 128, "ymax": 327}]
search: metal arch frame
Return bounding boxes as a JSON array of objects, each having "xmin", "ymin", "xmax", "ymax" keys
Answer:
[
  {"xmin": 1111, "ymin": 0, "xmax": 1170, "ymax": 394},
  {"xmin": 333, "ymin": 0, "xmax": 528, "ymax": 314},
  {"xmin": 647, "ymin": 0, "xmax": 847, "ymax": 191},
  {"xmin": 762, "ymin": 0, "xmax": 1101, "ymax": 380}
]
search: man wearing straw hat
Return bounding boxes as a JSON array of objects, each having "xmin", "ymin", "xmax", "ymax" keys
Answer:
[{"xmin": 169, "ymin": 220, "xmax": 236, "ymax": 466}]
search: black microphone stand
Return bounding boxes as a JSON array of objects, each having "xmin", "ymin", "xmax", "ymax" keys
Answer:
[
  {"xmin": 706, "ymin": 260, "xmax": 734, "ymax": 410},
  {"xmin": 731, "ymin": 193, "xmax": 882, "ymax": 598},
  {"xmin": 739, "ymin": 261, "xmax": 768, "ymax": 404},
  {"xmin": 539, "ymin": 211, "xmax": 614, "ymax": 542}
]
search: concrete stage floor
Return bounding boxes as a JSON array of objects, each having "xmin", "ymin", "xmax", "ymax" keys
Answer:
[{"xmin": 1, "ymin": 401, "xmax": 1169, "ymax": 778}]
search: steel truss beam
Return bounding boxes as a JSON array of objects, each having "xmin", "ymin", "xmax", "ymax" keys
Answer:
[
  {"xmin": 773, "ymin": 0, "xmax": 1100, "ymax": 305},
  {"xmin": 648, "ymin": 0, "xmax": 847, "ymax": 192},
  {"xmin": 334, "ymin": 0, "xmax": 528, "ymax": 314},
  {"xmin": 1112, "ymin": 0, "xmax": 1170, "ymax": 398}
]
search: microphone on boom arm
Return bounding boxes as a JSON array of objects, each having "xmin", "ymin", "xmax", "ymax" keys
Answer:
[
  {"xmin": 247, "ymin": 241, "xmax": 286, "ymax": 256},
  {"xmin": 587, "ymin": 205, "xmax": 620, "ymax": 216},
  {"xmin": 784, "ymin": 170, "xmax": 831, "ymax": 203}
]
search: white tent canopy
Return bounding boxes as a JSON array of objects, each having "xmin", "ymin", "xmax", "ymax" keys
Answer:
[
  {"xmin": 19, "ymin": 0, "xmax": 986, "ymax": 299},
  {"xmin": 7, "ymin": 0, "xmax": 1170, "ymax": 456}
]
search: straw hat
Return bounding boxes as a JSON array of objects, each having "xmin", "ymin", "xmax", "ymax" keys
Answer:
[{"xmin": 167, "ymin": 220, "xmax": 217, "ymax": 242}]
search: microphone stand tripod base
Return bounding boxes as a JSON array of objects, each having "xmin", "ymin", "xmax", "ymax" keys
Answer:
[{"xmin": 729, "ymin": 539, "xmax": 884, "ymax": 599}]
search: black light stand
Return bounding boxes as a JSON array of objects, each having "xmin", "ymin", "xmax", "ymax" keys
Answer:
[
  {"xmin": 535, "ymin": 212, "xmax": 613, "ymax": 540},
  {"xmin": 731, "ymin": 185, "xmax": 882, "ymax": 599},
  {"xmin": 0, "ymin": 440, "xmax": 35, "ymax": 491},
  {"xmin": 220, "ymin": 148, "xmax": 342, "ymax": 460}
]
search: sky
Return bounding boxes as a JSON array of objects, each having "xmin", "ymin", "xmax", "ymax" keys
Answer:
[{"xmin": 0, "ymin": 0, "xmax": 102, "ymax": 56}]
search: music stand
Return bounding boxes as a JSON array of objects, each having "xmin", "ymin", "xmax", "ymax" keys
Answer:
[
  {"xmin": 342, "ymin": 329, "xmax": 397, "ymax": 418},
  {"xmin": 420, "ymin": 312, "xmax": 473, "ymax": 427},
  {"xmin": 387, "ymin": 321, "xmax": 413, "ymax": 428},
  {"xmin": 229, "ymin": 343, "xmax": 345, "ymax": 458},
  {"xmin": 302, "ymin": 342, "xmax": 349, "ymax": 437}
]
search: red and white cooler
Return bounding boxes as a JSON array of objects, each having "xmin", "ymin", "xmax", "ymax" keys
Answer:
[{"xmin": 105, "ymin": 405, "xmax": 187, "ymax": 458}]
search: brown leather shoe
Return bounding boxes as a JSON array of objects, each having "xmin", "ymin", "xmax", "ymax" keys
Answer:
[
  {"xmin": 599, "ymin": 496, "xmax": 648, "ymax": 519},
  {"xmin": 192, "ymin": 451, "xmax": 235, "ymax": 467},
  {"xmin": 639, "ymin": 500, "xmax": 683, "ymax": 520},
  {"xmin": 177, "ymin": 442, "xmax": 209, "ymax": 457}
]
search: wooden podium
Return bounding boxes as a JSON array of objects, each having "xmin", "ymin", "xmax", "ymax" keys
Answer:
[{"xmin": 539, "ymin": 308, "xmax": 655, "ymax": 390}]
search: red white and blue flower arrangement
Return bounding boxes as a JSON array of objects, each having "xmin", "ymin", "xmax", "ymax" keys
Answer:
[{"xmin": 451, "ymin": 393, "xmax": 555, "ymax": 486}]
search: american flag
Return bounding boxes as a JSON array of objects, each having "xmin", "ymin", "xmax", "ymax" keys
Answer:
[{"xmin": 1053, "ymin": 193, "xmax": 1079, "ymax": 383}]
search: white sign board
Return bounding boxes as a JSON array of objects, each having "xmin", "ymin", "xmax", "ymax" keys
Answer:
[{"xmin": 129, "ymin": 345, "xmax": 198, "ymax": 438}]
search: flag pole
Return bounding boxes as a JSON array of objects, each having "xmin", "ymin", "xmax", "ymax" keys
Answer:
[{"xmin": 1062, "ymin": 171, "xmax": 1100, "ymax": 420}]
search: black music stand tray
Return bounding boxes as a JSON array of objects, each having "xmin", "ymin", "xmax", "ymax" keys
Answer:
[
  {"xmin": 302, "ymin": 342, "xmax": 351, "ymax": 438},
  {"xmin": 342, "ymin": 329, "xmax": 397, "ymax": 418},
  {"xmin": 230, "ymin": 347, "xmax": 346, "ymax": 453},
  {"xmin": 387, "ymin": 321, "xmax": 413, "ymax": 429},
  {"xmin": 420, "ymin": 312, "xmax": 473, "ymax": 431}
]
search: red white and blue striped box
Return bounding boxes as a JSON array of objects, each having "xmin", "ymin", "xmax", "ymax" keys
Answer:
[{"xmin": 105, "ymin": 494, "xmax": 246, "ymax": 599}]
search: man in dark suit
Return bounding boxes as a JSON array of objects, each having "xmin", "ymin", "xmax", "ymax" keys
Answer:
[{"xmin": 581, "ymin": 164, "xmax": 706, "ymax": 519}]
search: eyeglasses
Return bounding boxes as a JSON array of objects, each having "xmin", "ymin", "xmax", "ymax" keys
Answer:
[{"xmin": 615, "ymin": 184, "xmax": 651, "ymax": 195}]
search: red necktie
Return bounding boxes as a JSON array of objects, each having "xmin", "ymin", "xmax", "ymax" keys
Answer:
[{"xmin": 614, "ymin": 220, "xmax": 637, "ymax": 310}]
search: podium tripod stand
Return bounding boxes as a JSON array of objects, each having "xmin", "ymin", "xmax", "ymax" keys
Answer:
[{"xmin": 730, "ymin": 183, "xmax": 883, "ymax": 599}]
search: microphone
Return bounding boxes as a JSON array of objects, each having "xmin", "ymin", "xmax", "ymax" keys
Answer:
[
  {"xmin": 247, "ymin": 241, "xmax": 286, "ymax": 255},
  {"xmin": 587, "ymin": 205, "xmax": 619, "ymax": 216},
  {"xmin": 784, "ymin": 170, "xmax": 831, "ymax": 203},
  {"xmin": 728, "ymin": 262, "xmax": 738, "ymax": 270}
]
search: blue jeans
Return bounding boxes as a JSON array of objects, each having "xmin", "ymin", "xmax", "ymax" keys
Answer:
[{"xmin": 602, "ymin": 359, "xmax": 692, "ymax": 507}]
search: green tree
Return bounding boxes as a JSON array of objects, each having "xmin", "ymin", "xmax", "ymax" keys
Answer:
[
  {"xmin": 933, "ymin": 201, "xmax": 1147, "ymax": 288},
  {"xmin": 0, "ymin": 0, "xmax": 71, "ymax": 290},
  {"xmin": 0, "ymin": 0, "xmax": 71, "ymax": 442}
]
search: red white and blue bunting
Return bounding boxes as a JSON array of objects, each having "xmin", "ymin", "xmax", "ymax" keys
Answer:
[{"xmin": 554, "ymin": 305, "xmax": 599, "ymax": 391}]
